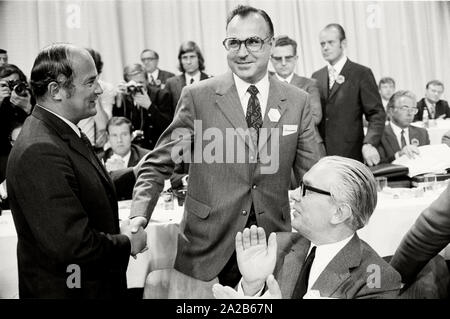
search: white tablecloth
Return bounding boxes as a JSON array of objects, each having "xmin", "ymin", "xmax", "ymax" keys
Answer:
[{"xmin": 411, "ymin": 119, "xmax": 450, "ymax": 145}]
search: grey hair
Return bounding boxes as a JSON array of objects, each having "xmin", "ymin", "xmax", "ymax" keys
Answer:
[
  {"xmin": 386, "ymin": 90, "xmax": 416, "ymax": 110},
  {"xmin": 319, "ymin": 156, "xmax": 377, "ymax": 230}
]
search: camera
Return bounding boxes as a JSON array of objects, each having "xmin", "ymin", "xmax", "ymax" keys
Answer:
[
  {"xmin": 124, "ymin": 80, "xmax": 144, "ymax": 96},
  {"xmin": 0, "ymin": 80, "xmax": 30, "ymax": 97}
]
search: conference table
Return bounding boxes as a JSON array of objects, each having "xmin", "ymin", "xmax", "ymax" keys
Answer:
[
  {"xmin": 1, "ymin": 185, "xmax": 450, "ymax": 298},
  {"xmin": 411, "ymin": 118, "xmax": 450, "ymax": 145}
]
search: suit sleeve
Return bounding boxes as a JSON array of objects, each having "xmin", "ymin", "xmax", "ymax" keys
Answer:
[
  {"xmin": 292, "ymin": 93, "xmax": 320, "ymax": 184},
  {"xmin": 361, "ymin": 68, "xmax": 386, "ymax": 146},
  {"xmin": 6, "ymin": 142, "xmax": 130, "ymax": 270},
  {"xmin": 130, "ymin": 86, "xmax": 195, "ymax": 221},
  {"xmin": 390, "ymin": 183, "xmax": 450, "ymax": 284},
  {"xmin": 305, "ymin": 79, "xmax": 322, "ymax": 126}
]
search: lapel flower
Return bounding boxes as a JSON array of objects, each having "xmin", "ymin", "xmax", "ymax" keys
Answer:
[
  {"xmin": 160, "ymin": 83, "xmax": 165, "ymax": 90},
  {"xmin": 155, "ymin": 79, "xmax": 162, "ymax": 86},
  {"xmin": 336, "ymin": 75, "xmax": 345, "ymax": 84},
  {"xmin": 411, "ymin": 138, "xmax": 420, "ymax": 146}
]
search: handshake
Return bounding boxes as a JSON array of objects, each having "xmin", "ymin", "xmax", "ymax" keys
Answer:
[{"xmin": 120, "ymin": 218, "xmax": 148, "ymax": 258}]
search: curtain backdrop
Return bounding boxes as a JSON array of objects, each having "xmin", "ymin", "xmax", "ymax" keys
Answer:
[{"xmin": 0, "ymin": 0, "xmax": 449, "ymax": 100}]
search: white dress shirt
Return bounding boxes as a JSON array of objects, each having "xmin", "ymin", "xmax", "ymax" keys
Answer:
[
  {"xmin": 307, "ymin": 235, "xmax": 353, "ymax": 293},
  {"xmin": 327, "ymin": 55, "xmax": 348, "ymax": 76},
  {"xmin": 275, "ymin": 72, "xmax": 294, "ymax": 84},
  {"xmin": 233, "ymin": 72, "xmax": 270, "ymax": 118},
  {"xmin": 390, "ymin": 121, "xmax": 410, "ymax": 149},
  {"xmin": 185, "ymin": 71, "xmax": 201, "ymax": 85},
  {"xmin": 36, "ymin": 104, "xmax": 80, "ymax": 137},
  {"xmin": 424, "ymin": 99, "xmax": 436, "ymax": 118},
  {"xmin": 148, "ymin": 69, "xmax": 160, "ymax": 83}
]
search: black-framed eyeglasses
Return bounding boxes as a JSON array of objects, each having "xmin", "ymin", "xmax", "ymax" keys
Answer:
[
  {"xmin": 299, "ymin": 181, "xmax": 332, "ymax": 197},
  {"xmin": 222, "ymin": 36, "xmax": 271, "ymax": 52},
  {"xmin": 394, "ymin": 106, "xmax": 418, "ymax": 114}
]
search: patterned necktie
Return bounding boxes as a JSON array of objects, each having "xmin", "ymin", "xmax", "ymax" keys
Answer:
[
  {"xmin": 246, "ymin": 85, "xmax": 263, "ymax": 134},
  {"xmin": 400, "ymin": 129, "xmax": 407, "ymax": 149},
  {"xmin": 328, "ymin": 66, "xmax": 336, "ymax": 90},
  {"xmin": 149, "ymin": 75, "xmax": 156, "ymax": 86},
  {"xmin": 292, "ymin": 246, "xmax": 317, "ymax": 299},
  {"xmin": 429, "ymin": 104, "xmax": 435, "ymax": 119}
]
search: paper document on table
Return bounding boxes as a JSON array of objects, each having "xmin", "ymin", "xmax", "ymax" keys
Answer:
[{"xmin": 392, "ymin": 144, "xmax": 450, "ymax": 177}]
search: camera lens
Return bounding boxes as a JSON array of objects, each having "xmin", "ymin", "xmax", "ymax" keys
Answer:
[{"xmin": 14, "ymin": 83, "xmax": 28, "ymax": 97}]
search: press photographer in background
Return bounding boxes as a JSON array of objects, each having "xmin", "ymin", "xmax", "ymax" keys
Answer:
[
  {"xmin": 113, "ymin": 63, "xmax": 172, "ymax": 150},
  {"xmin": 0, "ymin": 64, "xmax": 34, "ymax": 183}
]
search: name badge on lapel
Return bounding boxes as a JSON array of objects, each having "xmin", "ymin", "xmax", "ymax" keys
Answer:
[
  {"xmin": 268, "ymin": 108, "xmax": 281, "ymax": 122},
  {"xmin": 282, "ymin": 125, "xmax": 297, "ymax": 136}
]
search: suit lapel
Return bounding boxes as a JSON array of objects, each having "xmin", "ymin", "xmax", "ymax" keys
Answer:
[
  {"xmin": 215, "ymin": 72, "xmax": 252, "ymax": 149},
  {"xmin": 33, "ymin": 106, "xmax": 114, "ymax": 191},
  {"xmin": 385, "ymin": 123, "xmax": 401, "ymax": 152},
  {"xmin": 258, "ymin": 77, "xmax": 288, "ymax": 152},
  {"xmin": 200, "ymin": 72, "xmax": 209, "ymax": 81},
  {"xmin": 311, "ymin": 234, "xmax": 361, "ymax": 298},
  {"xmin": 328, "ymin": 59, "xmax": 352, "ymax": 101}
]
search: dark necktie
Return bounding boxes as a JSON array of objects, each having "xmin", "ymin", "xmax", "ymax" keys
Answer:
[
  {"xmin": 246, "ymin": 85, "xmax": 263, "ymax": 135},
  {"xmin": 292, "ymin": 246, "xmax": 317, "ymax": 299},
  {"xmin": 79, "ymin": 129, "xmax": 106, "ymax": 173},
  {"xmin": 400, "ymin": 129, "xmax": 407, "ymax": 149},
  {"xmin": 149, "ymin": 75, "xmax": 156, "ymax": 86},
  {"xmin": 190, "ymin": 78, "xmax": 194, "ymax": 85}
]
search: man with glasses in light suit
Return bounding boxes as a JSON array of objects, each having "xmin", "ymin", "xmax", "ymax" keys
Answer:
[
  {"xmin": 377, "ymin": 90, "xmax": 430, "ymax": 163},
  {"xmin": 129, "ymin": 4, "xmax": 319, "ymax": 287},
  {"xmin": 212, "ymin": 156, "xmax": 401, "ymax": 299}
]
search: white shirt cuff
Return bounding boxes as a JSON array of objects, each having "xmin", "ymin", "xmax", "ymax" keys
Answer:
[{"xmin": 236, "ymin": 277, "xmax": 265, "ymax": 297}]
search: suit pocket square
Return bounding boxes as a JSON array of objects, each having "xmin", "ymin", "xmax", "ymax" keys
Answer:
[{"xmin": 282, "ymin": 125, "xmax": 297, "ymax": 136}]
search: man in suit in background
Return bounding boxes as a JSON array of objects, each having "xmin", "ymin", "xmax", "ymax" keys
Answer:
[
  {"xmin": 270, "ymin": 35, "xmax": 325, "ymax": 157},
  {"xmin": 312, "ymin": 24, "xmax": 385, "ymax": 165},
  {"xmin": 140, "ymin": 49, "xmax": 174, "ymax": 89},
  {"xmin": 414, "ymin": 80, "xmax": 450, "ymax": 121},
  {"xmin": 113, "ymin": 63, "xmax": 172, "ymax": 150},
  {"xmin": 6, "ymin": 44, "xmax": 147, "ymax": 298},
  {"xmin": 103, "ymin": 116, "xmax": 150, "ymax": 171},
  {"xmin": 378, "ymin": 77, "xmax": 396, "ymax": 111},
  {"xmin": 129, "ymin": 5, "xmax": 319, "ymax": 287},
  {"xmin": 0, "ymin": 49, "xmax": 8, "ymax": 66},
  {"xmin": 164, "ymin": 41, "xmax": 210, "ymax": 116},
  {"xmin": 213, "ymin": 156, "xmax": 401, "ymax": 299},
  {"xmin": 377, "ymin": 90, "xmax": 429, "ymax": 163}
]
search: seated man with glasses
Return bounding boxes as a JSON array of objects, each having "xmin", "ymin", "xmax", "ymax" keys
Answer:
[
  {"xmin": 212, "ymin": 156, "xmax": 401, "ymax": 299},
  {"xmin": 377, "ymin": 90, "xmax": 430, "ymax": 163}
]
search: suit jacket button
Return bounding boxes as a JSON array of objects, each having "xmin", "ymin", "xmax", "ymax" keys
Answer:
[
  {"xmin": 252, "ymin": 184, "xmax": 257, "ymax": 189},
  {"xmin": 149, "ymin": 125, "xmax": 153, "ymax": 129},
  {"xmin": 241, "ymin": 210, "xmax": 247, "ymax": 216}
]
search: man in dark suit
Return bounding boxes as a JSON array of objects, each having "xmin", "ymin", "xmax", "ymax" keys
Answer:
[
  {"xmin": 140, "ymin": 49, "xmax": 174, "ymax": 89},
  {"xmin": 270, "ymin": 35, "xmax": 325, "ymax": 157},
  {"xmin": 113, "ymin": 63, "xmax": 172, "ymax": 150},
  {"xmin": 129, "ymin": 5, "xmax": 319, "ymax": 287},
  {"xmin": 213, "ymin": 156, "xmax": 401, "ymax": 299},
  {"xmin": 414, "ymin": 80, "xmax": 450, "ymax": 121},
  {"xmin": 377, "ymin": 90, "xmax": 430, "ymax": 163},
  {"xmin": 6, "ymin": 44, "xmax": 147, "ymax": 298},
  {"xmin": 312, "ymin": 24, "xmax": 386, "ymax": 165},
  {"xmin": 164, "ymin": 41, "xmax": 210, "ymax": 116},
  {"xmin": 390, "ymin": 183, "xmax": 450, "ymax": 285}
]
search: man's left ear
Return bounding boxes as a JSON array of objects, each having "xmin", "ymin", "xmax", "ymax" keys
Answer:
[{"xmin": 331, "ymin": 204, "xmax": 352, "ymax": 225}]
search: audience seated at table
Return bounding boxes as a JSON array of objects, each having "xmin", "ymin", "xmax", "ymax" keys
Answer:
[
  {"xmin": 213, "ymin": 156, "xmax": 402, "ymax": 299},
  {"xmin": 377, "ymin": 90, "xmax": 430, "ymax": 163},
  {"xmin": 414, "ymin": 80, "xmax": 450, "ymax": 121}
]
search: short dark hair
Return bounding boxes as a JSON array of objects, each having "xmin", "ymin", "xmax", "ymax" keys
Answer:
[
  {"xmin": 387, "ymin": 90, "xmax": 416, "ymax": 110},
  {"xmin": 123, "ymin": 63, "xmax": 147, "ymax": 82},
  {"xmin": 177, "ymin": 41, "xmax": 205, "ymax": 73},
  {"xmin": 30, "ymin": 43, "xmax": 76, "ymax": 99},
  {"xmin": 86, "ymin": 48, "xmax": 104, "ymax": 74},
  {"xmin": 378, "ymin": 77, "xmax": 396, "ymax": 89},
  {"xmin": 274, "ymin": 36, "xmax": 297, "ymax": 56},
  {"xmin": 324, "ymin": 23, "xmax": 346, "ymax": 41},
  {"xmin": 0, "ymin": 64, "xmax": 27, "ymax": 82},
  {"xmin": 141, "ymin": 49, "xmax": 159, "ymax": 60},
  {"xmin": 0, "ymin": 49, "xmax": 7, "ymax": 54},
  {"xmin": 107, "ymin": 116, "xmax": 133, "ymax": 134},
  {"xmin": 226, "ymin": 5, "xmax": 274, "ymax": 38},
  {"xmin": 426, "ymin": 80, "xmax": 444, "ymax": 90}
]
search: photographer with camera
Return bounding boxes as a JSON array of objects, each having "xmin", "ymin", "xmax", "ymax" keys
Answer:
[
  {"xmin": 0, "ymin": 64, "xmax": 34, "ymax": 182},
  {"xmin": 113, "ymin": 63, "xmax": 171, "ymax": 150}
]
